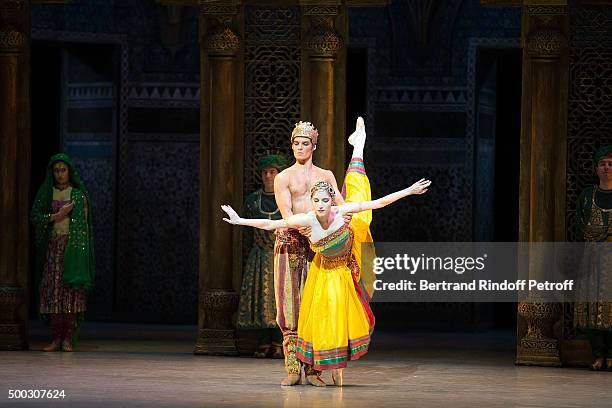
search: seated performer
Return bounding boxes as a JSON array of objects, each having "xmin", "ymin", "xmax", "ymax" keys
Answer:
[{"xmin": 222, "ymin": 117, "xmax": 431, "ymax": 385}]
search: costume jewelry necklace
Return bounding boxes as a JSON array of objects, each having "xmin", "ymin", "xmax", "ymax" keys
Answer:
[{"xmin": 258, "ymin": 190, "xmax": 279, "ymax": 220}]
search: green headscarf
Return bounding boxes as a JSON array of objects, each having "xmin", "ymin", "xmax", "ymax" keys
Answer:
[
  {"xmin": 31, "ymin": 153, "xmax": 95, "ymax": 290},
  {"xmin": 257, "ymin": 154, "xmax": 289, "ymax": 172},
  {"xmin": 594, "ymin": 145, "xmax": 612, "ymax": 165}
]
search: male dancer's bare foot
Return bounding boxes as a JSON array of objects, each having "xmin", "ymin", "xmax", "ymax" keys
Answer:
[
  {"xmin": 280, "ymin": 374, "xmax": 301, "ymax": 386},
  {"xmin": 306, "ymin": 374, "xmax": 326, "ymax": 387}
]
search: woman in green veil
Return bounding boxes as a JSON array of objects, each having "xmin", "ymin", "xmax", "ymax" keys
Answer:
[{"xmin": 31, "ymin": 153, "xmax": 95, "ymax": 352}]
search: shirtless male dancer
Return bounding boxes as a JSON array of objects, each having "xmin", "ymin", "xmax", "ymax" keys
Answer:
[{"xmin": 273, "ymin": 121, "xmax": 345, "ymax": 386}]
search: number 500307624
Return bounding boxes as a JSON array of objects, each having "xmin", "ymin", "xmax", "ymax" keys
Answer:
[{"xmin": 8, "ymin": 390, "xmax": 66, "ymax": 399}]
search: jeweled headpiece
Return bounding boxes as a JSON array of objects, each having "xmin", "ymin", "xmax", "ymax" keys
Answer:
[
  {"xmin": 310, "ymin": 180, "xmax": 335, "ymax": 199},
  {"xmin": 291, "ymin": 121, "xmax": 319, "ymax": 145}
]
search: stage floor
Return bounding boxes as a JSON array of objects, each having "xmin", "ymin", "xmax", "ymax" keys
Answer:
[{"xmin": 1, "ymin": 323, "xmax": 608, "ymax": 407}]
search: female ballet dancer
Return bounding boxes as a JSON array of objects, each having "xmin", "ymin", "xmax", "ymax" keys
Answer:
[{"xmin": 222, "ymin": 118, "xmax": 431, "ymax": 385}]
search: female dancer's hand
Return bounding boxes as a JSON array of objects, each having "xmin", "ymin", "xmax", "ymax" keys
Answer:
[
  {"xmin": 407, "ymin": 179, "xmax": 431, "ymax": 195},
  {"xmin": 221, "ymin": 205, "xmax": 242, "ymax": 225}
]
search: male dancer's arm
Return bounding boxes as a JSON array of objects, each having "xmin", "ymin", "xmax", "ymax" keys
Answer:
[{"xmin": 274, "ymin": 171, "xmax": 294, "ymax": 218}]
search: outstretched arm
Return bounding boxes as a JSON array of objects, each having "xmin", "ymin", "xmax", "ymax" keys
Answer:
[
  {"xmin": 338, "ymin": 178, "xmax": 431, "ymax": 214},
  {"xmin": 221, "ymin": 205, "xmax": 312, "ymax": 230}
]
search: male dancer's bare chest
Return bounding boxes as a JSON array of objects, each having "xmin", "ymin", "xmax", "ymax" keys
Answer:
[{"xmin": 287, "ymin": 170, "xmax": 326, "ymax": 214}]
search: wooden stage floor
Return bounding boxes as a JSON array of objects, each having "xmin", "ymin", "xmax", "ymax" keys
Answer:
[{"xmin": 0, "ymin": 323, "xmax": 608, "ymax": 407}]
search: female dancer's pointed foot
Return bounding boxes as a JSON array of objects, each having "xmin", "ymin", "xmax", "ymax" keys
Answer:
[
  {"xmin": 306, "ymin": 374, "xmax": 326, "ymax": 387},
  {"xmin": 348, "ymin": 128, "xmax": 366, "ymax": 147},
  {"xmin": 331, "ymin": 368, "xmax": 344, "ymax": 386},
  {"xmin": 42, "ymin": 339, "xmax": 61, "ymax": 352},
  {"xmin": 280, "ymin": 374, "xmax": 301, "ymax": 386},
  {"xmin": 348, "ymin": 117, "xmax": 366, "ymax": 148}
]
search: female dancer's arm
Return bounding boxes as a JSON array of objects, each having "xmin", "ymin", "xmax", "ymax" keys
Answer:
[
  {"xmin": 338, "ymin": 178, "xmax": 431, "ymax": 215},
  {"xmin": 221, "ymin": 205, "xmax": 312, "ymax": 230}
]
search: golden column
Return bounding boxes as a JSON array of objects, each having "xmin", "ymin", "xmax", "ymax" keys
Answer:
[
  {"xmin": 301, "ymin": 3, "xmax": 346, "ymax": 180},
  {"xmin": 195, "ymin": 1, "xmax": 244, "ymax": 355},
  {"xmin": 515, "ymin": 2, "xmax": 569, "ymax": 366},
  {"xmin": 0, "ymin": 0, "xmax": 31, "ymax": 350}
]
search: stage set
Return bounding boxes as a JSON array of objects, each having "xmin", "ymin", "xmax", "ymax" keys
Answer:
[
  {"xmin": 2, "ymin": 323, "xmax": 609, "ymax": 407},
  {"xmin": 1, "ymin": 0, "xmax": 611, "ymax": 407}
]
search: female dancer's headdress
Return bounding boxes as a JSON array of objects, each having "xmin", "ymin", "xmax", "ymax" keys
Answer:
[{"xmin": 310, "ymin": 180, "xmax": 335, "ymax": 199}]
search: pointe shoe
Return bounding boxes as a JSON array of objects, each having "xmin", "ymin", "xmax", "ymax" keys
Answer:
[
  {"xmin": 331, "ymin": 368, "xmax": 344, "ymax": 386},
  {"xmin": 61, "ymin": 339, "xmax": 73, "ymax": 352},
  {"xmin": 42, "ymin": 339, "xmax": 61, "ymax": 352},
  {"xmin": 280, "ymin": 373, "xmax": 301, "ymax": 386},
  {"xmin": 347, "ymin": 117, "xmax": 366, "ymax": 147},
  {"xmin": 306, "ymin": 374, "xmax": 326, "ymax": 387},
  {"xmin": 590, "ymin": 357, "xmax": 605, "ymax": 371},
  {"xmin": 348, "ymin": 128, "xmax": 366, "ymax": 148}
]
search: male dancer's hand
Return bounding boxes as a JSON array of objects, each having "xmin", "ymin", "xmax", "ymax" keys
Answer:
[{"xmin": 298, "ymin": 226, "xmax": 312, "ymax": 238}]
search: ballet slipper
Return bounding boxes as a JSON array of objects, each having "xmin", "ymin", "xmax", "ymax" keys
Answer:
[{"xmin": 331, "ymin": 368, "xmax": 344, "ymax": 386}]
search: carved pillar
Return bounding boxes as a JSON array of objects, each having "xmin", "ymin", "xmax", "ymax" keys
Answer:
[
  {"xmin": 516, "ymin": 3, "xmax": 569, "ymax": 366},
  {"xmin": 0, "ymin": 0, "xmax": 30, "ymax": 351},
  {"xmin": 301, "ymin": 3, "xmax": 346, "ymax": 180},
  {"xmin": 195, "ymin": 1, "xmax": 243, "ymax": 355}
]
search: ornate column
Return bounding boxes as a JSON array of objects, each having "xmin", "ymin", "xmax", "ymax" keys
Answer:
[
  {"xmin": 194, "ymin": 0, "xmax": 244, "ymax": 355},
  {"xmin": 301, "ymin": 2, "xmax": 346, "ymax": 180},
  {"xmin": 515, "ymin": 2, "xmax": 569, "ymax": 366},
  {"xmin": 0, "ymin": 0, "xmax": 30, "ymax": 350}
]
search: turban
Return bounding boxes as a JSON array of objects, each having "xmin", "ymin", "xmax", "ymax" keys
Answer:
[
  {"xmin": 594, "ymin": 145, "xmax": 612, "ymax": 164},
  {"xmin": 257, "ymin": 154, "xmax": 289, "ymax": 172}
]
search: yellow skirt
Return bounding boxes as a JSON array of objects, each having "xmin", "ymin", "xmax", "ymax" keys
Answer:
[{"xmin": 296, "ymin": 162, "xmax": 375, "ymax": 370}]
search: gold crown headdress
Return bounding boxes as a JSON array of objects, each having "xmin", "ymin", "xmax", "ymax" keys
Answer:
[
  {"xmin": 310, "ymin": 180, "xmax": 335, "ymax": 199},
  {"xmin": 291, "ymin": 121, "xmax": 319, "ymax": 144}
]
